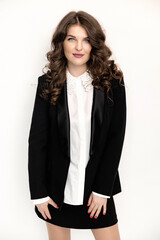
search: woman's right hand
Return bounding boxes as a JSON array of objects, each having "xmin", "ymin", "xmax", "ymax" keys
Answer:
[{"xmin": 36, "ymin": 198, "xmax": 59, "ymax": 220}]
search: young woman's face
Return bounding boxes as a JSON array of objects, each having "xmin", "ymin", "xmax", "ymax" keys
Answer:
[{"xmin": 63, "ymin": 24, "xmax": 92, "ymax": 69}]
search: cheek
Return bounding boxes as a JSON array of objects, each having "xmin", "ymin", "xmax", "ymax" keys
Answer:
[
  {"xmin": 85, "ymin": 46, "xmax": 92, "ymax": 56},
  {"xmin": 63, "ymin": 42, "xmax": 72, "ymax": 53},
  {"xmin": 85, "ymin": 44, "xmax": 92, "ymax": 51}
]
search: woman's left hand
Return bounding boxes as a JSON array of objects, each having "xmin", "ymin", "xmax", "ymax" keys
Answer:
[{"xmin": 87, "ymin": 192, "xmax": 107, "ymax": 219}]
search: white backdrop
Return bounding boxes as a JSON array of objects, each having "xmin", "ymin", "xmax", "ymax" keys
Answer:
[{"xmin": 0, "ymin": 0, "xmax": 160, "ymax": 239}]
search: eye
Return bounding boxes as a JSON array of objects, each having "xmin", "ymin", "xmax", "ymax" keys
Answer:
[{"xmin": 67, "ymin": 38, "xmax": 90, "ymax": 42}]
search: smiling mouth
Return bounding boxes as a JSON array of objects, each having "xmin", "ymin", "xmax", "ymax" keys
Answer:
[{"xmin": 73, "ymin": 54, "xmax": 84, "ymax": 58}]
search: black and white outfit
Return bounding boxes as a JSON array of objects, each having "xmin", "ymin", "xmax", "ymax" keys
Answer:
[{"xmin": 28, "ymin": 67, "xmax": 127, "ymax": 229}]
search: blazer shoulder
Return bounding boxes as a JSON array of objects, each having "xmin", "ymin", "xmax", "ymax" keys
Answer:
[
  {"xmin": 108, "ymin": 76, "xmax": 126, "ymax": 104},
  {"xmin": 110, "ymin": 76, "xmax": 125, "ymax": 89},
  {"xmin": 36, "ymin": 74, "xmax": 51, "ymax": 103},
  {"xmin": 37, "ymin": 73, "xmax": 50, "ymax": 91},
  {"xmin": 110, "ymin": 76, "xmax": 125, "ymax": 95},
  {"xmin": 38, "ymin": 73, "xmax": 48, "ymax": 84}
]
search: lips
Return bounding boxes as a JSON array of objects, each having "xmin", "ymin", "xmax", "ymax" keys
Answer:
[{"xmin": 73, "ymin": 53, "xmax": 84, "ymax": 58}]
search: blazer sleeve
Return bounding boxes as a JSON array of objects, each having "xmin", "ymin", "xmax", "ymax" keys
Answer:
[
  {"xmin": 92, "ymin": 191, "xmax": 110, "ymax": 198},
  {"xmin": 32, "ymin": 196, "xmax": 50, "ymax": 205},
  {"xmin": 28, "ymin": 75, "xmax": 50, "ymax": 200},
  {"xmin": 92, "ymin": 76, "xmax": 127, "ymax": 197}
]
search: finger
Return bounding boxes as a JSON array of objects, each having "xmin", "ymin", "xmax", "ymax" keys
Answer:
[
  {"xmin": 88, "ymin": 201, "xmax": 94, "ymax": 214},
  {"xmin": 49, "ymin": 199, "xmax": 59, "ymax": 209},
  {"xmin": 103, "ymin": 201, "xmax": 107, "ymax": 215},
  {"xmin": 93, "ymin": 205, "xmax": 102, "ymax": 219},
  {"xmin": 87, "ymin": 193, "xmax": 93, "ymax": 207},
  {"xmin": 37, "ymin": 205, "xmax": 49, "ymax": 220},
  {"xmin": 40, "ymin": 209, "xmax": 48, "ymax": 220},
  {"xmin": 90, "ymin": 204, "xmax": 98, "ymax": 218},
  {"xmin": 45, "ymin": 206, "xmax": 52, "ymax": 219}
]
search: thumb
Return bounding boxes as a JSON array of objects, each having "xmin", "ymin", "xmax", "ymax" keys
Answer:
[
  {"xmin": 87, "ymin": 193, "xmax": 93, "ymax": 207},
  {"xmin": 48, "ymin": 198, "xmax": 59, "ymax": 209}
]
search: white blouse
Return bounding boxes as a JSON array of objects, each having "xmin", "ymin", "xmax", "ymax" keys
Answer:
[{"xmin": 32, "ymin": 68, "xmax": 110, "ymax": 205}]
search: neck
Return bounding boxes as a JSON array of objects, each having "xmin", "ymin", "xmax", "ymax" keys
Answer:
[{"xmin": 67, "ymin": 64, "xmax": 88, "ymax": 77}]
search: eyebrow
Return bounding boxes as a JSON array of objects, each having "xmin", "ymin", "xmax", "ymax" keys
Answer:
[{"xmin": 66, "ymin": 35, "xmax": 89, "ymax": 39}]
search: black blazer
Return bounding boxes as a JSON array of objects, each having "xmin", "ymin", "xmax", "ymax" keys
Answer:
[{"xmin": 28, "ymin": 74, "xmax": 127, "ymax": 211}]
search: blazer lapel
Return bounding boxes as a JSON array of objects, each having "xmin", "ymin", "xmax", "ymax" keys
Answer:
[{"xmin": 57, "ymin": 81, "xmax": 105, "ymax": 160}]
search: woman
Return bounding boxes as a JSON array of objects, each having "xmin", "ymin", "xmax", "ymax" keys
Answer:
[{"xmin": 28, "ymin": 10, "xmax": 127, "ymax": 240}]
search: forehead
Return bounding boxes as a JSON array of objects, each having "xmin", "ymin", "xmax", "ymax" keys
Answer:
[{"xmin": 67, "ymin": 25, "xmax": 88, "ymax": 37}]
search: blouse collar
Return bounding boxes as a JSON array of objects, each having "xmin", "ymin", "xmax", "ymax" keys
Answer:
[{"xmin": 66, "ymin": 68, "xmax": 93, "ymax": 95}]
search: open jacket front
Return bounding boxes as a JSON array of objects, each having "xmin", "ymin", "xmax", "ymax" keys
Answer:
[{"xmin": 28, "ymin": 74, "xmax": 127, "ymax": 211}]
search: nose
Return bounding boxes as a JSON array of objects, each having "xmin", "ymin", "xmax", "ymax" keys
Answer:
[{"xmin": 75, "ymin": 41, "xmax": 83, "ymax": 51}]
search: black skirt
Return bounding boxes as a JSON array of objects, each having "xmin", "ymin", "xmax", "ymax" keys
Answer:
[{"xmin": 34, "ymin": 196, "xmax": 118, "ymax": 229}]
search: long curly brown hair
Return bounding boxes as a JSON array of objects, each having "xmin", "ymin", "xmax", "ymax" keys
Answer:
[{"xmin": 40, "ymin": 10, "xmax": 124, "ymax": 105}]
